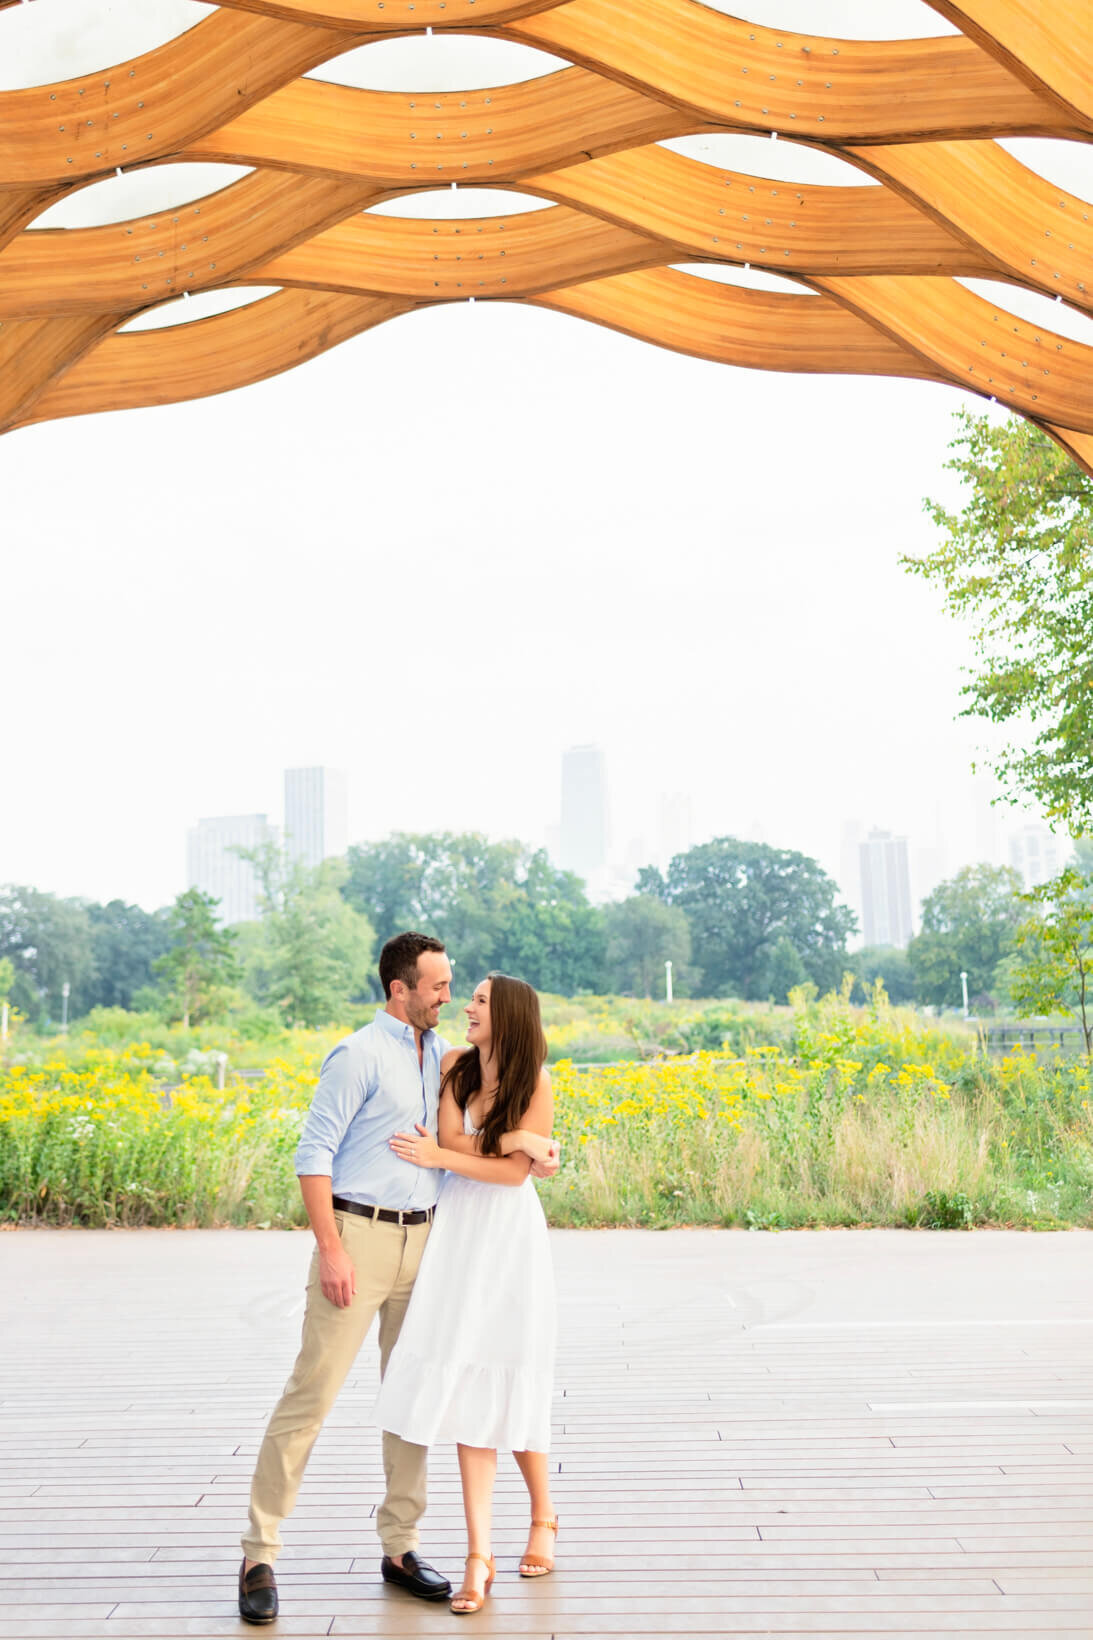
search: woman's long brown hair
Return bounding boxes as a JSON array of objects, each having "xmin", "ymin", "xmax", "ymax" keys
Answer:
[{"xmin": 443, "ymin": 972, "xmax": 548, "ymax": 1157}]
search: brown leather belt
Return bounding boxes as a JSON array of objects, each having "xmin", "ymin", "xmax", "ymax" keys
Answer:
[{"xmin": 332, "ymin": 1195, "xmax": 434, "ymax": 1226}]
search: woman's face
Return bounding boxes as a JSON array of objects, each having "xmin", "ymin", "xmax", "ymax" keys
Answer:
[{"xmin": 465, "ymin": 979, "xmax": 492, "ymax": 1052}]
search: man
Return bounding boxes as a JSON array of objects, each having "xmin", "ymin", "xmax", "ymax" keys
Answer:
[{"xmin": 238, "ymin": 931, "xmax": 558, "ymax": 1625}]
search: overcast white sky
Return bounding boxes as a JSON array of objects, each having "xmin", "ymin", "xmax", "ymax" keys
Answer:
[{"xmin": 3, "ymin": 0, "xmax": 1092, "ymax": 917}]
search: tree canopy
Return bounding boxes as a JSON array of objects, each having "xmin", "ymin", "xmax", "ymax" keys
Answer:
[
  {"xmin": 906, "ymin": 864, "xmax": 1024, "ymax": 1009},
  {"xmin": 638, "ymin": 837, "xmax": 855, "ymax": 1000},
  {"xmin": 907, "ymin": 411, "xmax": 1093, "ymax": 833}
]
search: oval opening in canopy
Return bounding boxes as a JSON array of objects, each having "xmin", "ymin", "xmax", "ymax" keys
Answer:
[
  {"xmin": 661, "ymin": 135, "xmax": 878, "ymax": 187},
  {"xmin": 367, "ymin": 189, "xmax": 553, "ymax": 221},
  {"xmin": 308, "ymin": 35, "xmax": 567, "ymax": 93},
  {"xmin": 0, "ymin": 0, "xmax": 216, "ymax": 91},
  {"xmin": 673, "ymin": 263, "xmax": 817, "ymax": 295},
  {"xmin": 998, "ymin": 140, "xmax": 1093, "ymax": 206},
  {"xmin": 31, "ymin": 165, "xmax": 254, "ymax": 231},
  {"xmin": 696, "ymin": 0, "xmax": 959, "ymax": 38},
  {"xmin": 119, "ymin": 286, "xmax": 281, "ymax": 334},
  {"xmin": 956, "ymin": 279, "xmax": 1093, "ymax": 350}
]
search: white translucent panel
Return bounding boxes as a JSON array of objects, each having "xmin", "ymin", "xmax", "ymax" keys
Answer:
[
  {"xmin": 696, "ymin": 0, "xmax": 959, "ymax": 37},
  {"xmin": 119, "ymin": 285, "xmax": 280, "ymax": 334},
  {"xmin": 0, "ymin": 0, "xmax": 215, "ymax": 91},
  {"xmin": 661, "ymin": 135, "xmax": 877, "ymax": 186},
  {"xmin": 957, "ymin": 279, "xmax": 1093, "ymax": 349},
  {"xmin": 308, "ymin": 35, "xmax": 566, "ymax": 93},
  {"xmin": 32, "ymin": 164, "xmax": 253, "ymax": 230},
  {"xmin": 673, "ymin": 262, "xmax": 817, "ymax": 295},
  {"xmin": 368, "ymin": 189, "xmax": 551, "ymax": 220},
  {"xmin": 998, "ymin": 140, "xmax": 1093, "ymax": 207}
]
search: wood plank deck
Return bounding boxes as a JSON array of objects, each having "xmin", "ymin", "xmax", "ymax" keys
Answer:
[{"xmin": 1, "ymin": 1227, "xmax": 1091, "ymax": 1638}]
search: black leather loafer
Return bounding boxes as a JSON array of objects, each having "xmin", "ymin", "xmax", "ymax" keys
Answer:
[
  {"xmin": 381, "ymin": 1550, "xmax": 452, "ymax": 1600},
  {"xmin": 238, "ymin": 1560, "xmax": 279, "ymax": 1625}
]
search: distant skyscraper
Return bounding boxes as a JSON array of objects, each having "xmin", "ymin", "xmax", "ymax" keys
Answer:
[
  {"xmin": 859, "ymin": 829, "xmax": 913, "ymax": 949},
  {"xmin": 1008, "ymin": 823, "xmax": 1065, "ymax": 891},
  {"xmin": 186, "ymin": 814, "xmax": 276, "ymax": 925},
  {"xmin": 559, "ymin": 744, "xmax": 608, "ymax": 885},
  {"xmin": 284, "ymin": 767, "xmax": 348, "ymax": 871}
]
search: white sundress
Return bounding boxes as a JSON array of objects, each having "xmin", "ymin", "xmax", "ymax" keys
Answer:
[{"xmin": 373, "ymin": 1106, "xmax": 556, "ymax": 1451}]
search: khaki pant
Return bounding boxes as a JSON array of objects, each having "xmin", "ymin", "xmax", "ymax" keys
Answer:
[{"xmin": 242, "ymin": 1209, "xmax": 430, "ymax": 1563}]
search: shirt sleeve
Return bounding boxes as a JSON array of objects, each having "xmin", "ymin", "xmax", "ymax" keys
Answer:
[{"xmin": 294, "ymin": 1040, "xmax": 371, "ymax": 1177}]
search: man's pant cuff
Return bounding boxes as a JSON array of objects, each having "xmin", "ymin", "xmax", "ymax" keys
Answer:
[
  {"xmin": 381, "ymin": 1538, "xmax": 420, "ymax": 1558},
  {"xmin": 241, "ymin": 1540, "xmax": 280, "ymax": 1565}
]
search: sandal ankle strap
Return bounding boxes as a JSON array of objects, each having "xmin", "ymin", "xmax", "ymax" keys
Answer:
[
  {"xmin": 465, "ymin": 1551, "xmax": 493, "ymax": 1568},
  {"xmin": 531, "ymin": 1518, "xmax": 558, "ymax": 1532}
]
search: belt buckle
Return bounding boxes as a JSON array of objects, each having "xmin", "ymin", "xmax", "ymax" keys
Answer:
[{"xmin": 397, "ymin": 1208, "xmax": 407, "ymax": 1226}]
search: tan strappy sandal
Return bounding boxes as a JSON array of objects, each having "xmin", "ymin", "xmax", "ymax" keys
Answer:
[
  {"xmin": 519, "ymin": 1516, "xmax": 559, "ymax": 1578},
  {"xmin": 451, "ymin": 1551, "xmax": 495, "ymax": 1613}
]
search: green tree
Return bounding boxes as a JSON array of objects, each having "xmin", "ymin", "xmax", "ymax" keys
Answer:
[
  {"xmin": 154, "ymin": 888, "xmax": 240, "ymax": 1028},
  {"xmin": 1010, "ymin": 869, "xmax": 1093, "ymax": 1054},
  {"xmin": 0, "ymin": 885, "xmax": 96, "ymax": 1022},
  {"xmin": 603, "ymin": 896, "xmax": 691, "ymax": 998},
  {"xmin": 906, "ymin": 411, "xmax": 1093, "ymax": 832},
  {"xmin": 764, "ymin": 935, "xmax": 808, "ymax": 1004},
  {"xmin": 906, "ymin": 864, "xmax": 1024, "ymax": 1010},
  {"xmin": 344, "ymin": 832, "xmax": 606, "ymax": 992},
  {"xmin": 639, "ymin": 838, "xmax": 856, "ymax": 1000},
  {"xmin": 86, "ymin": 900, "xmax": 172, "ymax": 1010},
  {"xmin": 0, "ymin": 957, "xmax": 13, "ymax": 1001},
  {"xmin": 851, "ymin": 945, "xmax": 915, "ymax": 1006},
  {"xmin": 494, "ymin": 854, "xmax": 606, "ymax": 994},
  {"xmin": 246, "ymin": 848, "xmax": 375, "ymax": 1027}
]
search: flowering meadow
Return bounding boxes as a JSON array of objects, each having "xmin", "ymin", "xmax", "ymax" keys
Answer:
[{"xmin": 2, "ymin": 988, "xmax": 1091, "ymax": 1229}]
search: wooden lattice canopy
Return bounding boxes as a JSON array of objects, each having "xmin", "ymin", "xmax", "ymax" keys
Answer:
[{"xmin": 2, "ymin": 1, "xmax": 1092, "ymax": 472}]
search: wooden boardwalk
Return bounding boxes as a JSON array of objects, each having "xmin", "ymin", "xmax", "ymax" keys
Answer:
[{"xmin": 1, "ymin": 1227, "xmax": 1091, "ymax": 1638}]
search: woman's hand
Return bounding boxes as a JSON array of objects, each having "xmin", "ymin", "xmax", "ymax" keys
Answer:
[
  {"xmin": 510, "ymin": 1129, "xmax": 558, "ymax": 1165},
  {"xmin": 389, "ymin": 1122, "xmax": 442, "ymax": 1169}
]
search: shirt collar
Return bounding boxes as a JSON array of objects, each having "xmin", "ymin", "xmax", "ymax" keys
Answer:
[{"xmin": 376, "ymin": 1007, "xmax": 432, "ymax": 1048}]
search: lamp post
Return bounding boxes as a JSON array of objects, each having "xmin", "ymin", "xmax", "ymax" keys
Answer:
[
  {"xmin": 61, "ymin": 981, "xmax": 70, "ymax": 1033},
  {"xmin": 665, "ymin": 960, "xmax": 673, "ymax": 1004},
  {"xmin": 960, "ymin": 970, "xmax": 969, "ymax": 1020}
]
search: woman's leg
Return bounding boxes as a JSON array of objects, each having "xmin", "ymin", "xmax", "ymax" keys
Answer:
[
  {"xmin": 513, "ymin": 1449, "xmax": 556, "ymax": 1573},
  {"xmin": 453, "ymin": 1444, "xmax": 497, "ymax": 1609}
]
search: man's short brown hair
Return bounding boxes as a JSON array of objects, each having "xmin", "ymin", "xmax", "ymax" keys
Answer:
[{"xmin": 379, "ymin": 931, "xmax": 447, "ymax": 1000}]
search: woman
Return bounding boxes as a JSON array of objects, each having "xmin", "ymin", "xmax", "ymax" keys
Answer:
[{"xmin": 374, "ymin": 972, "xmax": 559, "ymax": 1614}]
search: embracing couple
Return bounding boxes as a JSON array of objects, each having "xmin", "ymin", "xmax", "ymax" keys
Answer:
[{"xmin": 238, "ymin": 931, "xmax": 561, "ymax": 1623}]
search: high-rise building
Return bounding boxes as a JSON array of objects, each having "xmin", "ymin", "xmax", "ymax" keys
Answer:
[
  {"xmin": 186, "ymin": 814, "xmax": 277, "ymax": 925},
  {"xmin": 559, "ymin": 744, "xmax": 608, "ymax": 886},
  {"xmin": 859, "ymin": 828, "xmax": 913, "ymax": 949},
  {"xmin": 1008, "ymin": 823, "xmax": 1065, "ymax": 891},
  {"xmin": 284, "ymin": 767, "xmax": 348, "ymax": 871}
]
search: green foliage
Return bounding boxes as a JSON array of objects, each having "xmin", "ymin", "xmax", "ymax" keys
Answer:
[
  {"xmin": 0, "ymin": 885, "xmax": 96, "ymax": 1022},
  {"xmin": 916, "ymin": 1189, "xmax": 975, "ymax": 1229},
  {"xmin": 639, "ymin": 837, "xmax": 856, "ymax": 999},
  {"xmin": 907, "ymin": 864, "xmax": 1024, "ymax": 1010},
  {"xmin": 344, "ymin": 832, "xmax": 604, "ymax": 993},
  {"xmin": 87, "ymin": 900, "xmax": 172, "ymax": 1010},
  {"xmin": 907, "ymin": 410, "xmax": 1093, "ymax": 832},
  {"xmin": 603, "ymin": 895, "xmax": 692, "ymax": 997},
  {"xmin": 1010, "ymin": 868, "xmax": 1093, "ymax": 1055},
  {"xmin": 764, "ymin": 935, "xmax": 808, "ymax": 1004},
  {"xmin": 243, "ymin": 847, "xmax": 376, "ymax": 1029},
  {"xmin": 851, "ymin": 945, "xmax": 915, "ymax": 1006},
  {"xmin": 0, "ymin": 958, "xmax": 13, "ymax": 1002},
  {"xmin": 153, "ymin": 888, "xmax": 240, "ymax": 1028}
]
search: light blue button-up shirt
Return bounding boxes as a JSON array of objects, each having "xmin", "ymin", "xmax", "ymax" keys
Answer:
[{"xmin": 293, "ymin": 1009, "xmax": 450, "ymax": 1211}]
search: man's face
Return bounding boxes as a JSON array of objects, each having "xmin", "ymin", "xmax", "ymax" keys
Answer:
[{"xmin": 401, "ymin": 951, "xmax": 452, "ymax": 1032}]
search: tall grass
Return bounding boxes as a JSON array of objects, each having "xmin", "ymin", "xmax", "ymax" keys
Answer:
[{"xmin": 2, "ymin": 989, "xmax": 1090, "ymax": 1228}]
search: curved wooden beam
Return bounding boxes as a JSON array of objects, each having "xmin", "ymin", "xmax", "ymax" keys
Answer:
[
  {"xmin": 5, "ymin": 2, "xmax": 1092, "ymax": 476},
  {"xmin": 0, "ymin": 9, "xmax": 366, "ymax": 186},
  {"xmin": 508, "ymin": 0, "xmax": 1087, "ymax": 141},
  {"xmin": 928, "ymin": 0, "xmax": 1093, "ymax": 125},
  {"xmin": 13, "ymin": 288, "xmax": 410, "ymax": 429}
]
